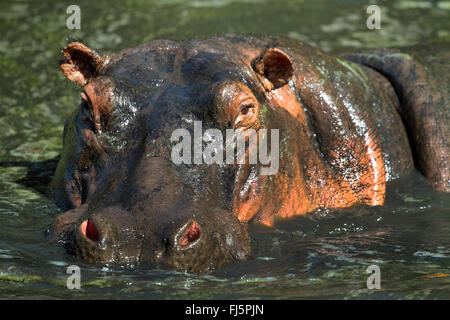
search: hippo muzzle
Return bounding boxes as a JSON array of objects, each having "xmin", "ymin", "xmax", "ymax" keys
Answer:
[{"xmin": 51, "ymin": 203, "xmax": 250, "ymax": 273}]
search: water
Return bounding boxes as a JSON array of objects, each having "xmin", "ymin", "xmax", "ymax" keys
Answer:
[{"xmin": 0, "ymin": 0, "xmax": 449, "ymax": 299}]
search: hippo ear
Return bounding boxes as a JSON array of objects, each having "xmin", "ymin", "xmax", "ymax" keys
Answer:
[
  {"xmin": 252, "ymin": 48, "xmax": 294, "ymax": 91},
  {"xmin": 60, "ymin": 42, "xmax": 105, "ymax": 87}
]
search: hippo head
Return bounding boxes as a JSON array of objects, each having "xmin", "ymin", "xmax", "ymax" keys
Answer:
[{"xmin": 50, "ymin": 35, "xmax": 322, "ymax": 273}]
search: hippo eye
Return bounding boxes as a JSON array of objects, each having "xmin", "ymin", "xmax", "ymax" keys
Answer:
[
  {"xmin": 241, "ymin": 104, "xmax": 255, "ymax": 115},
  {"xmin": 80, "ymin": 91, "xmax": 91, "ymax": 106},
  {"xmin": 234, "ymin": 99, "xmax": 259, "ymax": 128},
  {"xmin": 177, "ymin": 221, "xmax": 201, "ymax": 248},
  {"xmin": 80, "ymin": 92, "xmax": 94, "ymax": 122},
  {"xmin": 240, "ymin": 103, "xmax": 254, "ymax": 115},
  {"xmin": 80, "ymin": 90, "xmax": 102, "ymax": 132},
  {"xmin": 81, "ymin": 98, "xmax": 90, "ymax": 110}
]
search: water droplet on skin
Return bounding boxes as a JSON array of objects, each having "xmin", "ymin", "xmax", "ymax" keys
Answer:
[{"xmin": 226, "ymin": 234, "xmax": 233, "ymax": 246}]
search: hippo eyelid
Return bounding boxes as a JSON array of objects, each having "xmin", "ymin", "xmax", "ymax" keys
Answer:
[{"xmin": 238, "ymin": 97, "xmax": 254, "ymax": 109}]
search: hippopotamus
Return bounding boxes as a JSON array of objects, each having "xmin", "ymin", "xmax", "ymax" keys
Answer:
[{"xmin": 49, "ymin": 34, "xmax": 449, "ymax": 273}]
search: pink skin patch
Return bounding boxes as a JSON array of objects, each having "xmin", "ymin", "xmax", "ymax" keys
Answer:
[
  {"xmin": 178, "ymin": 221, "xmax": 201, "ymax": 247},
  {"xmin": 80, "ymin": 219, "xmax": 99, "ymax": 242}
]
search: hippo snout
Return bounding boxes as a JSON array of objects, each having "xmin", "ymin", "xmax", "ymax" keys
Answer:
[
  {"xmin": 52, "ymin": 205, "xmax": 251, "ymax": 273},
  {"xmin": 77, "ymin": 218, "xmax": 204, "ymax": 249}
]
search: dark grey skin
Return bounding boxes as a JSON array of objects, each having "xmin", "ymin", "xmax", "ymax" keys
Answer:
[{"xmin": 49, "ymin": 34, "xmax": 449, "ymax": 273}]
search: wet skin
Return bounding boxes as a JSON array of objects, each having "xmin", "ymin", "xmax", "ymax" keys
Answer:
[{"xmin": 49, "ymin": 34, "xmax": 449, "ymax": 273}]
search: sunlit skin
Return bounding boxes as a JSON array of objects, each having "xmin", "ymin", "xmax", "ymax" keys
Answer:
[{"xmin": 49, "ymin": 34, "xmax": 449, "ymax": 273}]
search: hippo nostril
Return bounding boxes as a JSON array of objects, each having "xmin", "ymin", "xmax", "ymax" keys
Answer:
[
  {"xmin": 178, "ymin": 221, "xmax": 201, "ymax": 247},
  {"xmin": 80, "ymin": 219, "xmax": 99, "ymax": 242}
]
